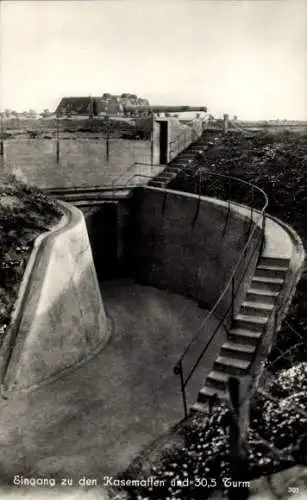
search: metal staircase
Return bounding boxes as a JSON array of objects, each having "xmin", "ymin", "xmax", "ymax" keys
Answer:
[
  {"xmin": 148, "ymin": 140, "xmax": 207, "ymax": 188},
  {"xmin": 191, "ymin": 255, "xmax": 289, "ymax": 412}
]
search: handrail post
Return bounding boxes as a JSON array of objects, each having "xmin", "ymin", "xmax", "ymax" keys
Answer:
[
  {"xmin": 106, "ymin": 119, "xmax": 110, "ymax": 162},
  {"xmin": 261, "ymin": 213, "xmax": 266, "ymax": 253},
  {"xmin": 174, "ymin": 361, "xmax": 188, "ymax": 419},
  {"xmin": 231, "ymin": 277, "xmax": 235, "ymax": 321}
]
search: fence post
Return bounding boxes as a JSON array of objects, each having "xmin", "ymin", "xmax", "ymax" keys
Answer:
[
  {"xmin": 231, "ymin": 277, "xmax": 235, "ymax": 321},
  {"xmin": 106, "ymin": 116, "xmax": 110, "ymax": 162},
  {"xmin": 150, "ymin": 113, "xmax": 154, "ymax": 169},
  {"xmin": 223, "ymin": 114, "xmax": 229, "ymax": 134},
  {"xmin": 261, "ymin": 214, "xmax": 266, "ymax": 253},
  {"xmin": 174, "ymin": 362, "xmax": 188, "ymax": 419},
  {"xmin": 228, "ymin": 377, "xmax": 250, "ymax": 500}
]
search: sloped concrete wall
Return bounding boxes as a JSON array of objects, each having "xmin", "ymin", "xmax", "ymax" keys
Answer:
[
  {"xmin": 3, "ymin": 202, "xmax": 109, "ymax": 392},
  {"xmin": 128, "ymin": 187, "xmax": 262, "ymax": 314}
]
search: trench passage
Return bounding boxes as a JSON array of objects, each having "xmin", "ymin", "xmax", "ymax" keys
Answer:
[{"xmin": 0, "ymin": 280, "xmax": 226, "ymax": 482}]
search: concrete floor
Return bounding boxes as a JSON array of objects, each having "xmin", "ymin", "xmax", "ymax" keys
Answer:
[{"xmin": 0, "ymin": 281, "xmax": 226, "ymax": 487}]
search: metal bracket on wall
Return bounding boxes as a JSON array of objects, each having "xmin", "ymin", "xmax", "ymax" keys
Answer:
[
  {"xmin": 192, "ymin": 195, "xmax": 201, "ymax": 229},
  {"xmin": 161, "ymin": 191, "xmax": 168, "ymax": 215},
  {"xmin": 222, "ymin": 200, "xmax": 231, "ymax": 238}
]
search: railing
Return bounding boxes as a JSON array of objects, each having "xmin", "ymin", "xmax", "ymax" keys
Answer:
[
  {"xmin": 111, "ymin": 162, "xmax": 153, "ymax": 190},
  {"xmin": 44, "ymin": 162, "xmax": 155, "ymax": 199},
  {"xmin": 172, "ymin": 164, "xmax": 268, "ymax": 418}
]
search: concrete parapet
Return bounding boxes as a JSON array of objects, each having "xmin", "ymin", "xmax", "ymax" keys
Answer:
[
  {"xmin": 1, "ymin": 202, "xmax": 109, "ymax": 393},
  {"xmin": 128, "ymin": 187, "xmax": 262, "ymax": 313}
]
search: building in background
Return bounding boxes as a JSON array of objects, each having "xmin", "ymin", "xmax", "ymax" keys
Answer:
[{"xmin": 55, "ymin": 94, "xmax": 151, "ymax": 117}]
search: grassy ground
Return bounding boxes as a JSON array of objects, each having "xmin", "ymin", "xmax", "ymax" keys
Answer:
[{"xmin": 0, "ymin": 175, "xmax": 62, "ymax": 342}]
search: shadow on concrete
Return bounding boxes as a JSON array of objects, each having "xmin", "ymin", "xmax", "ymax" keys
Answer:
[{"xmin": 0, "ymin": 280, "xmax": 225, "ymax": 486}]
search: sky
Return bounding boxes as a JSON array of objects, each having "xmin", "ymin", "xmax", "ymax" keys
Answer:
[{"xmin": 0, "ymin": 0, "xmax": 306, "ymax": 120}]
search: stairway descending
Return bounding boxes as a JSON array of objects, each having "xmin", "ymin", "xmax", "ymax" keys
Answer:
[
  {"xmin": 148, "ymin": 139, "xmax": 207, "ymax": 188},
  {"xmin": 191, "ymin": 256, "xmax": 290, "ymax": 413}
]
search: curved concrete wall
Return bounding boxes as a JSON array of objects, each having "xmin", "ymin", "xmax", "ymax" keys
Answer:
[
  {"xmin": 2, "ymin": 202, "xmax": 109, "ymax": 392},
  {"xmin": 128, "ymin": 187, "xmax": 262, "ymax": 315}
]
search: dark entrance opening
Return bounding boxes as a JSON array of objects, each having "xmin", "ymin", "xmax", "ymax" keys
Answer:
[
  {"xmin": 159, "ymin": 121, "xmax": 168, "ymax": 164},
  {"xmin": 84, "ymin": 201, "xmax": 131, "ymax": 281},
  {"xmin": 86, "ymin": 203, "xmax": 118, "ymax": 280},
  {"xmin": 92, "ymin": 100, "xmax": 98, "ymax": 116}
]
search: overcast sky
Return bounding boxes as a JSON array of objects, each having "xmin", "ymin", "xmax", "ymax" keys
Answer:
[{"xmin": 0, "ymin": 0, "xmax": 306, "ymax": 119}]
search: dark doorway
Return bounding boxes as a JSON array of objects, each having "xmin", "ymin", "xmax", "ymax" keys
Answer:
[
  {"xmin": 86, "ymin": 204, "xmax": 118, "ymax": 280},
  {"xmin": 159, "ymin": 121, "xmax": 168, "ymax": 164},
  {"xmin": 92, "ymin": 100, "xmax": 98, "ymax": 116}
]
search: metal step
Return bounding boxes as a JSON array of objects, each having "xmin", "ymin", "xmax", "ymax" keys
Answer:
[
  {"xmin": 245, "ymin": 288, "xmax": 279, "ymax": 305},
  {"xmin": 206, "ymin": 370, "xmax": 229, "ymax": 390},
  {"xmin": 154, "ymin": 174, "xmax": 173, "ymax": 180},
  {"xmin": 214, "ymin": 355, "xmax": 250, "ymax": 376},
  {"xmin": 251, "ymin": 276, "xmax": 284, "ymax": 292},
  {"xmin": 221, "ymin": 341, "xmax": 256, "ymax": 361},
  {"xmin": 169, "ymin": 162, "xmax": 189, "ymax": 168},
  {"xmin": 228, "ymin": 328, "xmax": 262, "ymax": 346},
  {"xmin": 198, "ymin": 386, "xmax": 229, "ymax": 405},
  {"xmin": 255, "ymin": 264, "xmax": 288, "ymax": 279},
  {"xmin": 234, "ymin": 314, "xmax": 268, "ymax": 332},
  {"xmin": 179, "ymin": 152, "xmax": 197, "ymax": 158},
  {"xmin": 148, "ymin": 181, "xmax": 167, "ymax": 188},
  {"xmin": 188, "ymin": 147, "xmax": 205, "ymax": 153},
  {"xmin": 241, "ymin": 301, "xmax": 274, "ymax": 317},
  {"xmin": 190, "ymin": 401, "xmax": 209, "ymax": 414},
  {"xmin": 259, "ymin": 256, "xmax": 290, "ymax": 268},
  {"xmin": 176, "ymin": 158, "xmax": 193, "ymax": 164},
  {"xmin": 164, "ymin": 166, "xmax": 183, "ymax": 173}
]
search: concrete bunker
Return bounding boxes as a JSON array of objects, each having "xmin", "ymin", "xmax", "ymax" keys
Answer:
[{"xmin": 0, "ymin": 180, "xmax": 303, "ymax": 481}]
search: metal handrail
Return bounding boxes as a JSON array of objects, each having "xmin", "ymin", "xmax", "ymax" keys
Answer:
[
  {"xmin": 44, "ymin": 172, "xmax": 154, "ymax": 197},
  {"xmin": 111, "ymin": 161, "xmax": 152, "ymax": 189},
  {"xmin": 173, "ymin": 164, "xmax": 268, "ymax": 417}
]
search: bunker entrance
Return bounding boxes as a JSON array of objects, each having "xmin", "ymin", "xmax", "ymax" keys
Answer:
[{"xmin": 83, "ymin": 201, "xmax": 130, "ymax": 281}]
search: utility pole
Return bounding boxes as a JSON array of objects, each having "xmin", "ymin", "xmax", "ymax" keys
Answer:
[
  {"xmin": 0, "ymin": 112, "xmax": 4, "ymax": 159},
  {"xmin": 150, "ymin": 112, "xmax": 154, "ymax": 171},
  {"xmin": 56, "ymin": 113, "xmax": 60, "ymax": 164},
  {"xmin": 224, "ymin": 113, "xmax": 229, "ymax": 134},
  {"xmin": 89, "ymin": 95, "xmax": 94, "ymax": 120},
  {"xmin": 106, "ymin": 115, "xmax": 110, "ymax": 162}
]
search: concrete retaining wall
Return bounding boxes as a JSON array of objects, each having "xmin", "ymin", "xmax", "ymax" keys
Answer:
[
  {"xmin": 128, "ymin": 187, "xmax": 262, "ymax": 314},
  {"xmin": 152, "ymin": 117, "xmax": 204, "ymax": 165},
  {"xmin": 2, "ymin": 202, "xmax": 109, "ymax": 392}
]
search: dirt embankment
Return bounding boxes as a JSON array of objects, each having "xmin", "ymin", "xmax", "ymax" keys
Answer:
[{"xmin": 0, "ymin": 176, "xmax": 62, "ymax": 341}]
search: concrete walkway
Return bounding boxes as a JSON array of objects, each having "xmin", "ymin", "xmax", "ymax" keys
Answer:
[{"xmin": 0, "ymin": 281, "xmax": 226, "ymax": 486}]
